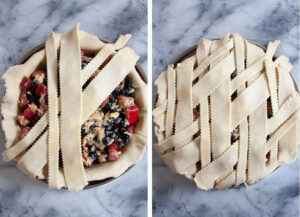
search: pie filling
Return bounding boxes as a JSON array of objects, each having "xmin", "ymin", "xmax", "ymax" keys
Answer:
[{"xmin": 17, "ymin": 49, "xmax": 139, "ymax": 167}]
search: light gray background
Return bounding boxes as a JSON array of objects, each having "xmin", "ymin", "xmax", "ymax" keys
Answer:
[
  {"xmin": 153, "ymin": 0, "xmax": 299, "ymax": 217},
  {"xmin": 0, "ymin": 0, "xmax": 147, "ymax": 217}
]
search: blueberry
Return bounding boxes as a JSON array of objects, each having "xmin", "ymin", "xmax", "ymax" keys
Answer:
[
  {"xmin": 28, "ymin": 94, "xmax": 35, "ymax": 103},
  {"xmin": 123, "ymin": 138, "xmax": 130, "ymax": 145},
  {"xmin": 230, "ymin": 133, "xmax": 239, "ymax": 144},
  {"xmin": 81, "ymin": 128, "xmax": 88, "ymax": 137},
  {"xmin": 32, "ymin": 80, "xmax": 39, "ymax": 89},
  {"xmin": 89, "ymin": 124, "xmax": 97, "ymax": 130},
  {"xmin": 93, "ymin": 135, "xmax": 100, "ymax": 143},
  {"xmin": 113, "ymin": 87, "xmax": 119, "ymax": 95},
  {"xmin": 106, "ymin": 123, "xmax": 113, "ymax": 130},
  {"xmin": 102, "ymin": 137, "xmax": 110, "ymax": 145},
  {"xmin": 109, "ymin": 96, "xmax": 116, "ymax": 103},
  {"xmin": 116, "ymin": 141, "xmax": 123, "ymax": 148},
  {"xmin": 101, "ymin": 104, "xmax": 110, "ymax": 113},
  {"xmin": 125, "ymin": 77, "xmax": 132, "ymax": 87},
  {"xmin": 119, "ymin": 89, "xmax": 124, "ymax": 95},
  {"xmin": 122, "ymin": 133, "xmax": 130, "ymax": 139},
  {"xmin": 114, "ymin": 133, "xmax": 119, "ymax": 140},
  {"xmin": 114, "ymin": 127, "xmax": 120, "ymax": 133},
  {"xmin": 90, "ymin": 151, "xmax": 98, "ymax": 159},
  {"xmin": 128, "ymin": 93, "xmax": 135, "ymax": 98}
]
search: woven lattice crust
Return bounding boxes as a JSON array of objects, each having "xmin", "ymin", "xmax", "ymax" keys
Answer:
[
  {"xmin": 153, "ymin": 33, "xmax": 300, "ymax": 190},
  {"xmin": 1, "ymin": 25, "xmax": 147, "ymax": 192}
]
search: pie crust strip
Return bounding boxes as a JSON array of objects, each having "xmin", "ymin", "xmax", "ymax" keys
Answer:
[
  {"xmin": 45, "ymin": 32, "xmax": 60, "ymax": 189},
  {"xmin": 194, "ymin": 142, "xmax": 238, "ymax": 190},
  {"xmin": 165, "ymin": 65, "xmax": 176, "ymax": 138},
  {"xmin": 175, "ymin": 62, "xmax": 193, "ymax": 133},
  {"xmin": 248, "ymin": 102, "xmax": 267, "ymax": 183},
  {"xmin": 17, "ymin": 132, "xmax": 48, "ymax": 179},
  {"xmin": 193, "ymin": 39, "xmax": 233, "ymax": 80},
  {"xmin": 192, "ymin": 51, "xmax": 235, "ymax": 107},
  {"xmin": 59, "ymin": 25, "xmax": 87, "ymax": 192},
  {"xmin": 81, "ymin": 34, "xmax": 131, "ymax": 86},
  {"xmin": 2, "ymin": 114, "xmax": 47, "ymax": 162},
  {"xmin": 82, "ymin": 47, "xmax": 139, "ymax": 123}
]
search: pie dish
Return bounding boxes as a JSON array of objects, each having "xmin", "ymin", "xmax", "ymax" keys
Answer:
[
  {"xmin": 153, "ymin": 33, "xmax": 300, "ymax": 190},
  {"xmin": 1, "ymin": 24, "xmax": 147, "ymax": 192}
]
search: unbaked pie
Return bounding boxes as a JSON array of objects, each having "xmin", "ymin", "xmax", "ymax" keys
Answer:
[
  {"xmin": 153, "ymin": 33, "xmax": 300, "ymax": 190},
  {"xmin": 1, "ymin": 24, "xmax": 147, "ymax": 192}
]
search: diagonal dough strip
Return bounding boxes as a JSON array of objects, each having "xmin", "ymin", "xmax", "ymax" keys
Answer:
[
  {"xmin": 81, "ymin": 47, "xmax": 139, "ymax": 123},
  {"xmin": 46, "ymin": 32, "xmax": 61, "ymax": 189},
  {"xmin": 81, "ymin": 34, "xmax": 131, "ymax": 86},
  {"xmin": 59, "ymin": 24, "xmax": 87, "ymax": 192},
  {"xmin": 2, "ymin": 114, "xmax": 48, "ymax": 162}
]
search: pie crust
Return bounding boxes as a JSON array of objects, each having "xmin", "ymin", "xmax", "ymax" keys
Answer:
[
  {"xmin": 1, "ymin": 24, "xmax": 147, "ymax": 192},
  {"xmin": 153, "ymin": 33, "xmax": 300, "ymax": 190}
]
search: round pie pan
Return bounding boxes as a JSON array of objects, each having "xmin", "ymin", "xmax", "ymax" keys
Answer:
[{"xmin": 5, "ymin": 37, "xmax": 147, "ymax": 190}]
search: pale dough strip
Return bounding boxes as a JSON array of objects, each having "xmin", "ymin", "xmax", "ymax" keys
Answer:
[
  {"xmin": 267, "ymin": 93, "xmax": 300, "ymax": 134},
  {"xmin": 194, "ymin": 142, "xmax": 238, "ymax": 190},
  {"xmin": 193, "ymin": 39, "xmax": 233, "ymax": 80},
  {"xmin": 82, "ymin": 47, "xmax": 139, "ymax": 123},
  {"xmin": 235, "ymin": 120, "xmax": 248, "ymax": 186},
  {"xmin": 265, "ymin": 110, "xmax": 300, "ymax": 152},
  {"xmin": 215, "ymin": 171, "xmax": 236, "ymax": 190},
  {"xmin": 59, "ymin": 25, "xmax": 87, "ymax": 192},
  {"xmin": 192, "ymin": 52, "xmax": 235, "ymax": 107},
  {"xmin": 2, "ymin": 114, "xmax": 48, "ymax": 162},
  {"xmin": 278, "ymin": 122, "xmax": 299, "ymax": 164},
  {"xmin": 248, "ymin": 102, "xmax": 266, "ymax": 184},
  {"xmin": 200, "ymin": 99, "xmax": 211, "ymax": 168},
  {"xmin": 231, "ymin": 74, "xmax": 269, "ymax": 129},
  {"xmin": 165, "ymin": 66, "xmax": 176, "ymax": 137},
  {"xmin": 45, "ymin": 33, "xmax": 60, "ymax": 189},
  {"xmin": 17, "ymin": 132, "xmax": 48, "ymax": 179},
  {"xmin": 160, "ymin": 137, "xmax": 200, "ymax": 173},
  {"xmin": 154, "ymin": 118, "xmax": 200, "ymax": 154},
  {"xmin": 175, "ymin": 62, "xmax": 193, "ymax": 133},
  {"xmin": 265, "ymin": 60, "xmax": 279, "ymax": 114},
  {"xmin": 81, "ymin": 34, "xmax": 130, "ymax": 86}
]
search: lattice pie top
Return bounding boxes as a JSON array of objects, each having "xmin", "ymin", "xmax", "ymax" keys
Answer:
[
  {"xmin": 1, "ymin": 25, "xmax": 147, "ymax": 192},
  {"xmin": 153, "ymin": 33, "xmax": 300, "ymax": 190}
]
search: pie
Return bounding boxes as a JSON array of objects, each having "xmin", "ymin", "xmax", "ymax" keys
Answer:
[
  {"xmin": 1, "ymin": 24, "xmax": 147, "ymax": 192},
  {"xmin": 153, "ymin": 33, "xmax": 300, "ymax": 190}
]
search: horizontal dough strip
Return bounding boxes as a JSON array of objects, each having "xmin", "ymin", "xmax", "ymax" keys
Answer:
[
  {"xmin": 154, "ymin": 118, "xmax": 200, "ymax": 154},
  {"xmin": 160, "ymin": 136, "xmax": 200, "ymax": 173}
]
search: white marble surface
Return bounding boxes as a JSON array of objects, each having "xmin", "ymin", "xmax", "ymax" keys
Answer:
[
  {"xmin": 0, "ymin": 0, "xmax": 147, "ymax": 216},
  {"xmin": 153, "ymin": 0, "xmax": 299, "ymax": 216}
]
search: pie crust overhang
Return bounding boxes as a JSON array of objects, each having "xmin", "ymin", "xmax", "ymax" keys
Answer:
[
  {"xmin": 1, "ymin": 24, "xmax": 148, "ymax": 192},
  {"xmin": 153, "ymin": 33, "xmax": 300, "ymax": 190}
]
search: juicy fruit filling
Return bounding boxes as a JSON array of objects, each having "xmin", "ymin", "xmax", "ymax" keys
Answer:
[{"xmin": 17, "ymin": 50, "xmax": 139, "ymax": 167}]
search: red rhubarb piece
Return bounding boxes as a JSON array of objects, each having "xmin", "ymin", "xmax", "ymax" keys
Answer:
[
  {"xmin": 35, "ymin": 84, "xmax": 47, "ymax": 96},
  {"xmin": 20, "ymin": 77, "xmax": 32, "ymax": 90},
  {"xmin": 23, "ymin": 106, "xmax": 36, "ymax": 120},
  {"xmin": 19, "ymin": 90, "xmax": 29, "ymax": 106},
  {"xmin": 127, "ymin": 124, "xmax": 135, "ymax": 133},
  {"xmin": 108, "ymin": 142, "xmax": 119, "ymax": 152},
  {"xmin": 126, "ymin": 105, "xmax": 139, "ymax": 124}
]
